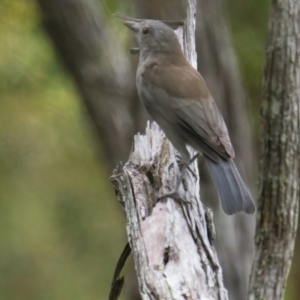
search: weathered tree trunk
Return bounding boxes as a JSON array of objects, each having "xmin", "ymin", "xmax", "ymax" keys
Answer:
[
  {"xmin": 111, "ymin": 124, "xmax": 227, "ymax": 300},
  {"xmin": 135, "ymin": 1, "xmax": 255, "ymax": 299},
  {"xmin": 248, "ymin": 1, "xmax": 300, "ymax": 299},
  {"xmin": 111, "ymin": 2, "xmax": 228, "ymax": 298},
  {"xmin": 37, "ymin": 0, "xmax": 146, "ymax": 167}
]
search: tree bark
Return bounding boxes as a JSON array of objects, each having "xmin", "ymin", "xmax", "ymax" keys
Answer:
[
  {"xmin": 248, "ymin": 1, "xmax": 300, "ymax": 299},
  {"xmin": 37, "ymin": 0, "xmax": 146, "ymax": 167},
  {"xmin": 111, "ymin": 2, "xmax": 228, "ymax": 298}
]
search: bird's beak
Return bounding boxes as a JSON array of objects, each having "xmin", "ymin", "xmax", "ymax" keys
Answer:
[{"xmin": 123, "ymin": 21, "xmax": 140, "ymax": 33}]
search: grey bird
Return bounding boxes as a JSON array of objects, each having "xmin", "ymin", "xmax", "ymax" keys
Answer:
[{"xmin": 121, "ymin": 17, "xmax": 255, "ymax": 215}]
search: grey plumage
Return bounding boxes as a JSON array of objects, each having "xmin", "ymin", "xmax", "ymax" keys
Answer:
[
  {"xmin": 122, "ymin": 18, "xmax": 255, "ymax": 215},
  {"xmin": 205, "ymin": 156, "xmax": 255, "ymax": 214}
]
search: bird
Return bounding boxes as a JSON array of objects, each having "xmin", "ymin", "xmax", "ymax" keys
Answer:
[{"xmin": 121, "ymin": 17, "xmax": 255, "ymax": 215}]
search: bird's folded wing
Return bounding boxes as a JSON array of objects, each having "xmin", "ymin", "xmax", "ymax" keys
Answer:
[
  {"xmin": 140, "ymin": 61, "xmax": 235, "ymax": 161},
  {"xmin": 171, "ymin": 97, "xmax": 234, "ymax": 160}
]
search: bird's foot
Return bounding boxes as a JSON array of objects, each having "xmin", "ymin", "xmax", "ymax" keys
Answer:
[
  {"xmin": 175, "ymin": 153, "xmax": 199, "ymax": 181},
  {"xmin": 157, "ymin": 170, "xmax": 190, "ymax": 205},
  {"xmin": 157, "ymin": 190, "xmax": 191, "ymax": 205},
  {"xmin": 156, "ymin": 153, "xmax": 199, "ymax": 205}
]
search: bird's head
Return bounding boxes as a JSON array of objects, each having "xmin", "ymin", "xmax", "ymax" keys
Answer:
[{"xmin": 122, "ymin": 18, "xmax": 184, "ymax": 57}]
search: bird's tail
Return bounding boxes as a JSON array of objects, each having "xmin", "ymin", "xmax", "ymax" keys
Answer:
[{"xmin": 204, "ymin": 156, "xmax": 255, "ymax": 215}]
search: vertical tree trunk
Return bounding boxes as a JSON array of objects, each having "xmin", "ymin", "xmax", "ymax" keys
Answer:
[{"xmin": 248, "ymin": 1, "xmax": 300, "ymax": 299}]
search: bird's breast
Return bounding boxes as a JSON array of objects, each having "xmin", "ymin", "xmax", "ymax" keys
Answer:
[{"xmin": 136, "ymin": 65, "xmax": 151, "ymax": 100}]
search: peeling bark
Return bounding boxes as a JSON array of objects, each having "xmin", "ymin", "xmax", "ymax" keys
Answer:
[{"xmin": 248, "ymin": 1, "xmax": 300, "ymax": 299}]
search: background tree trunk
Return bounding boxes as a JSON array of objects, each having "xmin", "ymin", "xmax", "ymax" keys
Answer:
[
  {"xmin": 37, "ymin": 0, "xmax": 147, "ymax": 168},
  {"xmin": 248, "ymin": 0, "xmax": 300, "ymax": 299},
  {"xmin": 196, "ymin": 2, "xmax": 256, "ymax": 299}
]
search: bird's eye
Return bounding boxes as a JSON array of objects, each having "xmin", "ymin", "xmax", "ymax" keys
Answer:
[{"xmin": 142, "ymin": 27, "xmax": 150, "ymax": 35}]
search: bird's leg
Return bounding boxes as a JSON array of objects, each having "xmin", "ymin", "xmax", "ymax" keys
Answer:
[
  {"xmin": 176, "ymin": 153, "xmax": 199, "ymax": 181},
  {"xmin": 157, "ymin": 153, "xmax": 199, "ymax": 204},
  {"xmin": 157, "ymin": 170, "xmax": 189, "ymax": 204}
]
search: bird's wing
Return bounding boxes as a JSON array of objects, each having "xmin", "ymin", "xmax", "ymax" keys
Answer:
[
  {"xmin": 139, "ymin": 60, "xmax": 235, "ymax": 161},
  {"xmin": 172, "ymin": 97, "xmax": 234, "ymax": 160}
]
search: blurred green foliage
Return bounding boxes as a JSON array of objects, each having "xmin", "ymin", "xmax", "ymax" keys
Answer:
[
  {"xmin": 0, "ymin": 1, "xmax": 126, "ymax": 299},
  {"xmin": 228, "ymin": 0, "xmax": 269, "ymax": 132},
  {"xmin": 0, "ymin": 0, "xmax": 297, "ymax": 299}
]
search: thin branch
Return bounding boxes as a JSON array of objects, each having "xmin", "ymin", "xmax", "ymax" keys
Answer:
[{"xmin": 109, "ymin": 243, "xmax": 131, "ymax": 300}]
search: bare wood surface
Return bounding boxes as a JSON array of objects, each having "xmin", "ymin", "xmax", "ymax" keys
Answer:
[
  {"xmin": 111, "ymin": 1, "xmax": 228, "ymax": 298},
  {"xmin": 111, "ymin": 123, "xmax": 227, "ymax": 300},
  {"xmin": 248, "ymin": 0, "xmax": 300, "ymax": 299}
]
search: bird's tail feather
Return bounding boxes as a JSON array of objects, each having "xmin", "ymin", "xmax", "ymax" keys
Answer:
[{"xmin": 204, "ymin": 156, "xmax": 255, "ymax": 215}]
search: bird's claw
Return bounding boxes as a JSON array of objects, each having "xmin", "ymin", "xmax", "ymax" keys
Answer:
[
  {"xmin": 157, "ymin": 190, "xmax": 191, "ymax": 205},
  {"xmin": 175, "ymin": 154, "xmax": 198, "ymax": 181}
]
